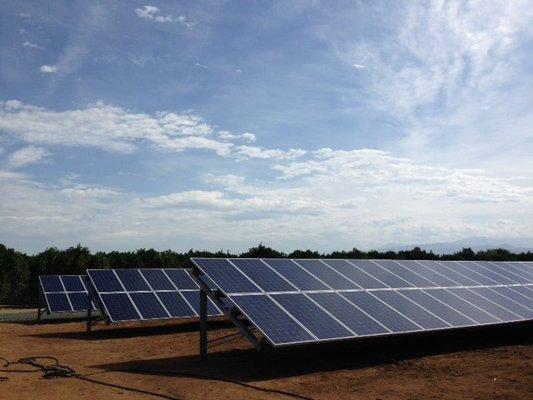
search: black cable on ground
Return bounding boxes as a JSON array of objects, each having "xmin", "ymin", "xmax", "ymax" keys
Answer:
[{"xmin": 0, "ymin": 355, "xmax": 315, "ymax": 400}]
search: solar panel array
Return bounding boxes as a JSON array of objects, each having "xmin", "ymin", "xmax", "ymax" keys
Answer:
[
  {"xmin": 86, "ymin": 268, "xmax": 223, "ymax": 323},
  {"xmin": 192, "ymin": 258, "xmax": 533, "ymax": 347},
  {"xmin": 39, "ymin": 275, "xmax": 97, "ymax": 313}
]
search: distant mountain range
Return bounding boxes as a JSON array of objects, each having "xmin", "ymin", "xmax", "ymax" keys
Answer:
[{"xmin": 379, "ymin": 237, "xmax": 533, "ymax": 255}]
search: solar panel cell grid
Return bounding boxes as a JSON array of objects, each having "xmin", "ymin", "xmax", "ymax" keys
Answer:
[
  {"xmin": 47, "ymin": 293, "xmax": 71, "ymax": 312},
  {"xmin": 323, "ymin": 259, "xmax": 387, "ymax": 289},
  {"xmin": 86, "ymin": 268, "xmax": 223, "ymax": 323},
  {"xmin": 272, "ymin": 293, "xmax": 352, "ymax": 340},
  {"xmin": 191, "ymin": 258, "xmax": 532, "ymax": 348},
  {"xmin": 341, "ymin": 291, "xmax": 421, "ymax": 333},
  {"xmin": 115, "ymin": 269, "xmax": 151, "ymax": 291},
  {"xmin": 140, "ymin": 269, "xmax": 175, "ymax": 290},
  {"xmin": 232, "ymin": 259, "xmax": 297, "ymax": 292},
  {"xmin": 372, "ymin": 290, "xmax": 449, "ymax": 330},
  {"xmin": 40, "ymin": 276, "xmax": 64, "ymax": 292},
  {"xmin": 164, "ymin": 269, "xmax": 199, "ymax": 290},
  {"xmin": 294, "ymin": 259, "xmax": 359, "ymax": 290},
  {"xmin": 423, "ymin": 289, "xmax": 498, "ymax": 324},
  {"xmin": 263, "ymin": 259, "xmax": 329, "ymax": 291},
  {"xmin": 373, "ymin": 260, "xmax": 431, "ymax": 287},
  {"xmin": 400, "ymin": 289, "xmax": 475, "ymax": 327},
  {"xmin": 39, "ymin": 275, "xmax": 97, "ymax": 313},
  {"xmin": 229, "ymin": 294, "xmax": 314, "ymax": 345},
  {"xmin": 307, "ymin": 292, "xmax": 389, "ymax": 336}
]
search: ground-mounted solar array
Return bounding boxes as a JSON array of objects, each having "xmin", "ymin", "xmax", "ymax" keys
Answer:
[
  {"xmin": 39, "ymin": 275, "xmax": 97, "ymax": 313},
  {"xmin": 192, "ymin": 258, "xmax": 533, "ymax": 347},
  {"xmin": 86, "ymin": 268, "xmax": 223, "ymax": 323}
]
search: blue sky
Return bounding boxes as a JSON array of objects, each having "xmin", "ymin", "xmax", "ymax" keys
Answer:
[{"xmin": 0, "ymin": 1, "xmax": 532, "ymax": 253}]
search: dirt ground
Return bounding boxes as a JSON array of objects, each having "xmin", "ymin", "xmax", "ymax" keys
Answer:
[{"xmin": 0, "ymin": 312, "xmax": 531, "ymax": 400}]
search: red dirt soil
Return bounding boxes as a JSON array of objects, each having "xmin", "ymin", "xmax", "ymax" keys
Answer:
[{"xmin": 0, "ymin": 317, "xmax": 531, "ymax": 400}]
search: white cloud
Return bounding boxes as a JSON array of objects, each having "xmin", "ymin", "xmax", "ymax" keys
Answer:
[
  {"xmin": 6, "ymin": 146, "xmax": 49, "ymax": 168},
  {"xmin": 328, "ymin": 0, "xmax": 533, "ymax": 177},
  {"xmin": 219, "ymin": 131, "xmax": 256, "ymax": 142},
  {"xmin": 0, "ymin": 100, "xmax": 305, "ymax": 160},
  {"xmin": 1, "ymin": 146, "xmax": 532, "ymax": 252},
  {"xmin": 352, "ymin": 64, "xmax": 366, "ymax": 69},
  {"xmin": 40, "ymin": 65, "xmax": 57, "ymax": 73},
  {"xmin": 135, "ymin": 5, "xmax": 195, "ymax": 27},
  {"xmin": 18, "ymin": 12, "xmax": 31, "ymax": 19},
  {"xmin": 23, "ymin": 41, "xmax": 43, "ymax": 49}
]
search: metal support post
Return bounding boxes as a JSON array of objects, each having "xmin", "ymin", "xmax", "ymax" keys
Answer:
[
  {"xmin": 199, "ymin": 289, "xmax": 208, "ymax": 360},
  {"xmin": 86, "ymin": 290, "xmax": 92, "ymax": 333}
]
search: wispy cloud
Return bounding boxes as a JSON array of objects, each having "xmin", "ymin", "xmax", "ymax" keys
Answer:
[
  {"xmin": 135, "ymin": 5, "xmax": 195, "ymax": 27},
  {"xmin": 23, "ymin": 41, "xmax": 43, "ymax": 49},
  {"xmin": 328, "ymin": 0, "xmax": 533, "ymax": 171},
  {"xmin": 0, "ymin": 100, "xmax": 305, "ymax": 160},
  {"xmin": 40, "ymin": 65, "xmax": 57, "ymax": 73},
  {"xmin": 5, "ymin": 145, "xmax": 49, "ymax": 168}
]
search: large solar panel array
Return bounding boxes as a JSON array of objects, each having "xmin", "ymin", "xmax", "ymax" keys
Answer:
[
  {"xmin": 86, "ymin": 268, "xmax": 223, "ymax": 323},
  {"xmin": 192, "ymin": 259, "xmax": 533, "ymax": 347},
  {"xmin": 39, "ymin": 275, "xmax": 97, "ymax": 313}
]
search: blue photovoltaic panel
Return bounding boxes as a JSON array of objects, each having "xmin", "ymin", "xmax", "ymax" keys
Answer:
[
  {"xmin": 115, "ymin": 269, "xmax": 151, "ymax": 291},
  {"xmin": 68, "ymin": 292, "xmax": 91, "ymax": 311},
  {"xmin": 323, "ymin": 259, "xmax": 387, "ymax": 289},
  {"xmin": 181, "ymin": 290, "xmax": 222, "ymax": 316},
  {"xmin": 156, "ymin": 292, "xmax": 196, "ymax": 318},
  {"xmin": 130, "ymin": 292, "xmax": 170, "ymax": 319},
  {"xmin": 490, "ymin": 286, "xmax": 533, "ymax": 309},
  {"xmin": 507, "ymin": 286, "xmax": 533, "ymax": 307},
  {"xmin": 488, "ymin": 262, "xmax": 532, "ymax": 282},
  {"xmin": 446, "ymin": 288, "xmax": 521, "ymax": 322},
  {"xmin": 229, "ymin": 294, "xmax": 314, "ymax": 345},
  {"xmin": 400, "ymin": 289, "xmax": 475, "ymax": 327},
  {"xmin": 263, "ymin": 259, "xmax": 329, "ymax": 291},
  {"xmin": 398, "ymin": 260, "xmax": 460, "ymax": 287},
  {"xmin": 469, "ymin": 287, "xmax": 533, "ymax": 319},
  {"xmin": 272, "ymin": 293, "xmax": 352, "ymax": 340},
  {"xmin": 193, "ymin": 259, "xmax": 533, "ymax": 348},
  {"xmin": 61, "ymin": 275, "xmax": 86, "ymax": 291},
  {"xmin": 423, "ymin": 289, "xmax": 499, "ymax": 324},
  {"xmin": 419, "ymin": 261, "xmax": 480, "ymax": 286},
  {"xmin": 341, "ymin": 291, "xmax": 421, "ymax": 333},
  {"xmin": 40, "ymin": 276, "xmax": 64, "ymax": 292},
  {"xmin": 294, "ymin": 259, "xmax": 359, "ymax": 289},
  {"xmin": 448, "ymin": 261, "xmax": 500, "ymax": 285},
  {"xmin": 478, "ymin": 262, "xmax": 529, "ymax": 284},
  {"xmin": 192, "ymin": 258, "xmax": 261, "ymax": 293},
  {"xmin": 373, "ymin": 260, "xmax": 435, "ymax": 287},
  {"xmin": 307, "ymin": 292, "xmax": 389, "ymax": 336},
  {"xmin": 469, "ymin": 262, "xmax": 517, "ymax": 285},
  {"xmin": 231, "ymin": 259, "xmax": 296, "ymax": 292},
  {"xmin": 86, "ymin": 268, "xmax": 223, "ymax": 324},
  {"xmin": 89, "ymin": 270, "xmax": 123, "ymax": 292},
  {"xmin": 140, "ymin": 269, "xmax": 175, "ymax": 290},
  {"xmin": 100, "ymin": 293, "xmax": 140, "ymax": 322},
  {"xmin": 442, "ymin": 262, "xmax": 497, "ymax": 286},
  {"xmin": 39, "ymin": 275, "xmax": 97, "ymax": 313},
  {"xmin": 507, "ymin": 262, "xmax": 533, "ymax": 279},
  {"xmin": 47, "ymin": 293, "xmax": 71, "ymax": 312},
  {"xmin": 164, "ymin": 269, "xmax": 198, "ymax": 290},
  {"xmin": 371, "ymin": 290, "xmax": 449, "ymax": 330},
  {"xmin": 354, "ymin": 260, "xmax": 414, "ymax": 288}
]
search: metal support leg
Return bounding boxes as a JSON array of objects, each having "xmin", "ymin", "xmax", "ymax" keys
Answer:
[
  {"xmin": 199, "ymin": 289, "xmax": 208, "ymax": 360},
  {"xmin": 86, "ymin": 290, "xmax": 92, "ymax": 333}
]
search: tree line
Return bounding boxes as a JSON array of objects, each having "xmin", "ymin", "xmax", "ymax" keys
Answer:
[{"xmin": 1, "ymin": 242, "xmax": 532, "ymax": 305}]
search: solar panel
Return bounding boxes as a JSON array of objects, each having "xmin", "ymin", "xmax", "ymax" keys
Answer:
[
  {"xmin": 192, "ymin": 258, "xmax": 533, "ymax": 347},
  {"xmin": 39, "ymin": 275, "xmax": 97, "ymax": 313},
  {"xmin": 86, "ymin": 268, "xmax": 223, "ymax": 323}
]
